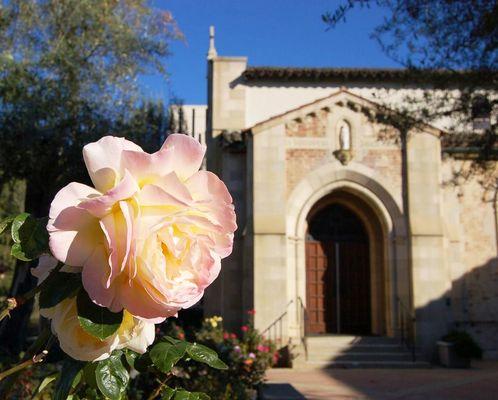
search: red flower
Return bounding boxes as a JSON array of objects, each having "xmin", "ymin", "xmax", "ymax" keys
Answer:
[
  {"xmin": 230, "ymin": 333, "xmax": 237, "ymax": 339},
  {"xmin": 223, "ymin": 332, "xmax": 229, "ymax": 340},
  {"xmin": 241, "ymin": 325, "xmax": 249, "ymax": 332},
  {"xmin": 247, "ymin": 309, "xmax": 256, "ymax": 315}
]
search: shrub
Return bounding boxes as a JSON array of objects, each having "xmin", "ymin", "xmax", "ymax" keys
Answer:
[
  {"xmin": 442, "ymin": 330, "xmax": 483, "ymax": 359},
  {"xmin": 131, "ymin": 310, "xmax": 279, "ymax": 400}
]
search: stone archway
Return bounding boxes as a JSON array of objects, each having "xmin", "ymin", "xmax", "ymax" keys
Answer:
[
  {"xmin": 305, "ymin": 190, "xmax": 387, "ymax": 335},
  {"xmin": 286, "ymin": 165, "xmax": 410, "ymax": 340}
]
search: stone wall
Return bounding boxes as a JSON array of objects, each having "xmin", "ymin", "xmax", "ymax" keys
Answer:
[{"xmin": 442, "ymin": 159, "xmax": 498, "ymax": 358}]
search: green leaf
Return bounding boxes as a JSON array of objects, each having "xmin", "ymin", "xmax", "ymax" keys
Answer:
[
  {"xmin": 134, "ymin": 351, "xmax": 152, "ymax": 373},
  {"xmin": 10, "ymin": 213, "xmax": 48, "ymax": 261},
  {"xmin": 53, "ymin": 358, "xmax": 85, "ymax": 400},
  {"xmin": 175, "ymin": 391, "xmax": 210, "ymax": 400},
  {"xmin": 162, "ymin": 336, "xmax": 184, "ymax": 345},
  {"xmin": 161, "ymin": 387, "xmax": 210, "ymax": 400},
  {"xmin": 77, "ymin": 290, "xmax": 123, "ymax": 340},
  {"xmin": 161, "ymin": 386, "xmax": 176, "ymax": 400},
  {"xmin": 150, "ymin": 340, "xmax": 187, "ymax": 373},
  {"xmin": 10, "ymin": 212, "xmax": 29, "ymax": 242},
  {"xmin": 82, "ymin": 362, "xmax": 98, "ymax": 390},
  {"xmin": 124, "ymin": 349, "xmax": 139, "ymax": 369},
  {"xmin": 39, "ymin": 272, "xmax": 81, "ymax": 309},
  {"xmin": 36, "ymin": 373, "xmax": 58, "ymax": 395},
  {"xmin": 95, "ymin": 353, "xmax": 129, "ymax": 400},
  {"xmin": 186, "ymin": 343, "xmax": 228, "ymax": 370},
  {"xmin": 0, "ymin": 215, "xmax": 14, "ymax": 235}
]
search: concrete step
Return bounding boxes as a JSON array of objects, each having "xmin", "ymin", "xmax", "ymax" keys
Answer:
[
  {"xmin": 304, "ymin": 360, "xmax": 432, "ymax": 369},
  {"xmin": 301, "ymin": 335, "xmax": 427, "ymax": 368},
  {"xmin": 306, "ymin": 352, "xmax": 421, "ymax": 363},
  {"xmin": 306, "ymin": 344, "xmax": 409, "ymax": 353},
  {"xmin": 305, "ymin": 334, "xmax": 401, "ymax": 346}
]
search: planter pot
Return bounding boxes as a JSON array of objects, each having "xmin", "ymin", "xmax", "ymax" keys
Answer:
[{"xmin": 437, "ymin": 341, "xmax": 471, "ymax": 368}]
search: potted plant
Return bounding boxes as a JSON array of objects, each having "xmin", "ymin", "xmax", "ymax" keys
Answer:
[{"xmin": 438, "ymin": 330, "xmax": 482, "ymax": 368}]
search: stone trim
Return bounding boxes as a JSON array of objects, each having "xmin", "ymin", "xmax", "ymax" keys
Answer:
[
  {"xmin": 285, "ymin": 164, "xmax": 410, "ymax": 341},
  {"xmin": 248, "ymin": 89, "xmax": 444, "ymax": 138}
]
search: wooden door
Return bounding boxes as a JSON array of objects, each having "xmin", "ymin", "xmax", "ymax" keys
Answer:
[
  {"xmin": 305, "ymin": 240, "xmax": 333, "ymax": 334},
  {"xmin": 338, "ymin": 242, "xmax": 371, "ymax": 334},
  {"xmin": 305, "ymin": 240, "xmax": 371, "ymax": 335}
]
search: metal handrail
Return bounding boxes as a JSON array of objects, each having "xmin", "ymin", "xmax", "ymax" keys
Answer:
[
  {"xmin": 261, "ymin": 299, "xmax": 293, "ymax": 346},
  {"xmin": 397, "ymin": 296, "xmax": 416, "ymax": 361},
  {"xmin": 297, "ymin": 296, "xmax": 308, "ymax": 358}
]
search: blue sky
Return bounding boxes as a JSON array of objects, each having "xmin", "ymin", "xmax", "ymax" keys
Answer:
[{"xmin": 140, "ymin": 0, "xmax": 398, "ymax": 104}]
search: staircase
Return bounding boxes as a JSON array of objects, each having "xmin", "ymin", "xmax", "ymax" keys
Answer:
[{"xmin": 300, "ymin": 335, "xmax": 430, "ymax": 368}]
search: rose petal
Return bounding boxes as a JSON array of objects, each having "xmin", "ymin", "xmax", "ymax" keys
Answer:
[
  {"xmin": 121, "ymin": 147, "xmax": 174, "ymax": 185},
  {"xmin": 82, "ymin": 246, "xmax": 120, "ymax": 311},
  {"xmin": 160, "ymin": 134, "xmax": 205, "ymax": 181},
  {"xmin": 83, "ymin": 136, "xmax": 143, "ymax": 192},
  {"xmin": 79, "ymin": 170, "xmax": 139, "ymax": 218}
]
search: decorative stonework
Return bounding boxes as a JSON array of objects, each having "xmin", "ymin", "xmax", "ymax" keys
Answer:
[
  {"xmin": 333, "ymin": 119, "xmax": 353, "ymax": 165},
  {"xmin": 333, "ymin": 149, "xmax": 353, "ymax": 165},
  {"xmin": 285, "ymin": 108, "xmax": 329, "ymax": 137}
]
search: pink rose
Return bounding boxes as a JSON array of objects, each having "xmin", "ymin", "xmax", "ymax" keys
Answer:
[
  {"xmin": 47, "ymin": 134, "xmax": 236, "ymax": 321},
  {"xmin": 33, "ymin": 256, "xmax": 155, "ymax": 361},
  {"xmin": 241, "ymin": 325, "xmax": 249, "ymax": 332},
  {"xmin": 257, "ymin": 344, "xmax": 269, "ymax": 353}
]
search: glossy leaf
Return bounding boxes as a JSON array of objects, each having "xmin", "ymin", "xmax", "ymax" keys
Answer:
[
  {"xmin": 39, "ymin": 272, "xmax": 81, "ymax": 309},
  {"xmin": 134, "ymin": 351, "xmax": 153, "ymax": 373},
  {"xmin": 0, "ymin": 215, "xmax": 14, "ymax": 235},
  {"xmin": 95, "ymin": 353, "xmax": 129, "ymax": 400},
  {"xmin": 162, "ymin": 335, "xmax": 185, "ymax": 345},
  {"xmin": 124, "ymin": 349, "xmax": 139, "ymax": 369},
  {"xmin": 53, "ymin": 358, "xmax": 85, "ymax": 400},
  {"xmin": 10, "ymin": 213, "xmax": 48, "ymax": 260},
  {"xmin": 82, "ymin": 362, "xmax": 98, "ymax": 390},
  {"xmin": 161, "ymin": 386, "xmax": 210, "ymax": 400},
  {"xmin": 186, "ymin": 343, "xmax": 228, "ymax": 370},
  {"xmin": 150, "ymin": 340, "xmax": 187, "ymax": 373},
  {"xmin": 77, "ymin": 290, "xmax": 123, "ymax": 340},
  {"xmin": 36, "ymin": 373, "xmax": 57, "ymax": 395}
]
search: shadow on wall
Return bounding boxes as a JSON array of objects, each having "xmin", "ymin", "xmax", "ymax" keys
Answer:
[
  {"xmin": 451, "ymin": 256, "xmax": 498, "ymax": 359},
  {"xmin": 312, "ymin": 256, "xmax": 498, "ymax": 366}
]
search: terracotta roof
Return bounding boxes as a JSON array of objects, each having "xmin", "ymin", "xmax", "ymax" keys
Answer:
[{"xmin": 242, "ymin": 66, "xmax": 497, "ymax": 84}]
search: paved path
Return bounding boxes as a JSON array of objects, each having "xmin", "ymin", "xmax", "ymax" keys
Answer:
[{"xmin": 264, "ymin": 362, "xmax": 498, "ymax": 400}]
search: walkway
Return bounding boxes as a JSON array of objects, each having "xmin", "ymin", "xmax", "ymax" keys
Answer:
[{"xmin": 263, "ymin": 362, "xmax": 498, "ymax": 400}]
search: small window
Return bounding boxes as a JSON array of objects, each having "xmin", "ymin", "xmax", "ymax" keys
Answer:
[{"xmin": 472, "ymin": 95, "xmax": 491, "ymax": 132}]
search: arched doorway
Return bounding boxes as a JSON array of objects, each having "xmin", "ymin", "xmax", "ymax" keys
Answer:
[{"xmin": 305, "ymin": 191, "xmax": 387, "ymax": 336}]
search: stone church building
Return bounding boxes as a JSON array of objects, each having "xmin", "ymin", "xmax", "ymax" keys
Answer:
[{"xmin": 181, "ymin": 30, "xmax": 498, "ymax": 365}]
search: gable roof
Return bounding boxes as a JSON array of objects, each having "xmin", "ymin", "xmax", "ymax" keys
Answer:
[{"xmin": 247, "ymin": 88, "xmax": 445, "ymax": 137}]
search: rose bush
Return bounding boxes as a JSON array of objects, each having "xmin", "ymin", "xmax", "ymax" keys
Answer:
[
  {"xmin": 0, "ymin": 134, "xmax": 236, "ymax": 399},
  {"xmin": 132, "ymin": 311, "xmax": 279, "ymax": 400},
  {"xmin": 48, "ymin": 134, "xmax": 236, "ymax": 321}
]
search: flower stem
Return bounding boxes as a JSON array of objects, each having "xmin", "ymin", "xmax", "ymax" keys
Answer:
[
  {"xmin": 0, "ymin": 350, "xmax": 48, "ymax": 382},
  {"xmin": 0, "ymin": 297, "xmax": 17, "ymax": 322},
  {"xmin": 147, "ymin": 376, "xmax": 171, "ymax": 400},
  {"xmin": 0, "ymin": 262, "xmax": 63, "ymax": 322},
  {"xmin": 0, "ymin": 326, "xmax": 53, "ymax": 396}
]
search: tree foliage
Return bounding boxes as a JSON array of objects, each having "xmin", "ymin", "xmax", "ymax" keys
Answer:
[
  {"xmin": 323, "ymin": 0, "xmax": 497, "ymax": 192},
  {"xmin": 0, "ymin": 0, "xmax": 179, "ymax": 212},
  {"xmin": 324, "ymin": 0, "xmax": 497, "ymax": 70},
  {"xmin": 0, "ymin": 0, "xmax": 178, "ymax": 353}
]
